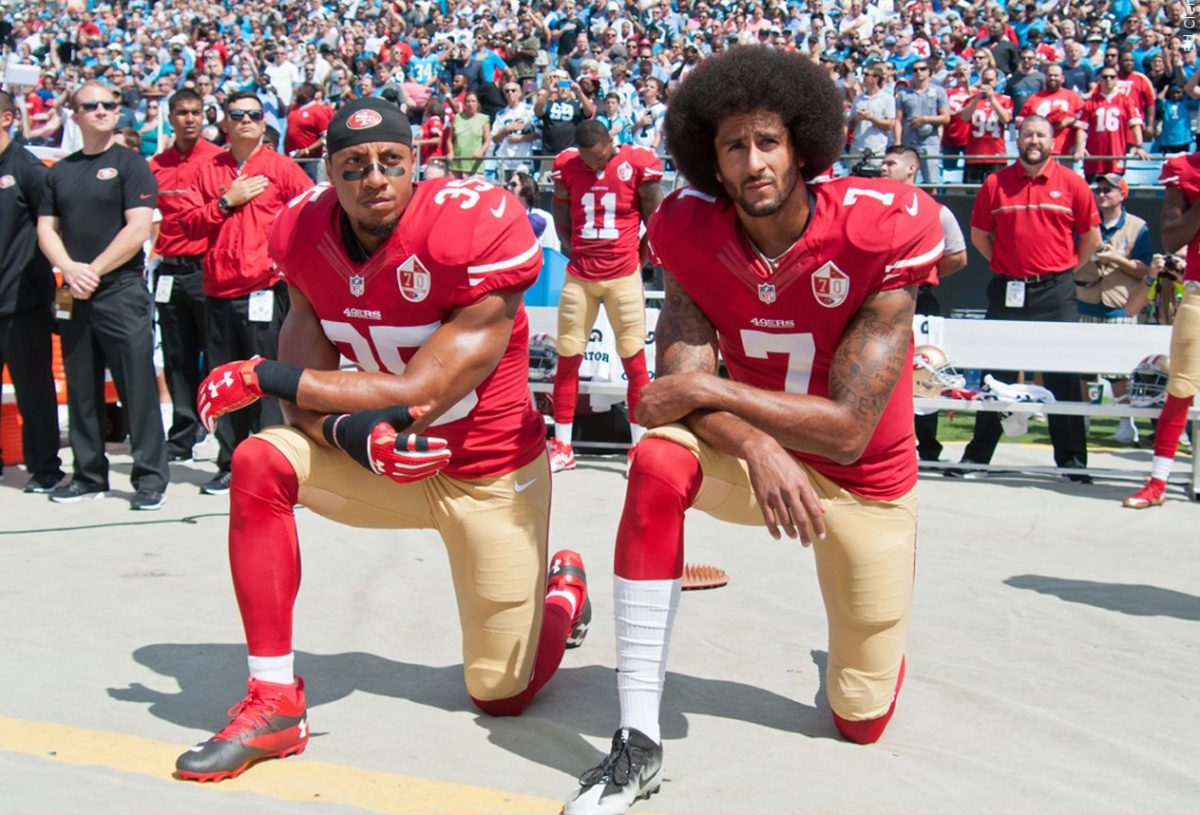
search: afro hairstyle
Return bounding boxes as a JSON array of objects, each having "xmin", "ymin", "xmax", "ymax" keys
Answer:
[{"xmin": 664, "ymin": 46, "xmax": 846, "ymax": 199}]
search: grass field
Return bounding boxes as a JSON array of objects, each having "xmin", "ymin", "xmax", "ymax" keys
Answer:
[{"xmin": 930, "ymin": 410, "xmax": 1178, "ymax": 450}]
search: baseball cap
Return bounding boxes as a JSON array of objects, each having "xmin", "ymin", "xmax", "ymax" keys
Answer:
[
  {"xmin": 1094, "ymin": 173, "xmax": 1128, "ymax": 195},
  {"xmin": 1087, "ymin": 32, "xmax": 1104, "ymax": 42},
  {"xmin": 1181, "ymin": 40, "xmax": 1196, "ymax": 52},
  {"xmin": 883, "ymin": 35, "xmax": 897, "ymax": 45}
]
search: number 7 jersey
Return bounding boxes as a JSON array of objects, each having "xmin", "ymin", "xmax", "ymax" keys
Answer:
[
  {"xmin": 269, "ymin": 178, "xmax": 547, "ymax": 479},
  {"xmin": 646, "ymin": 178, "xmax": 944, "ymax": 500}
]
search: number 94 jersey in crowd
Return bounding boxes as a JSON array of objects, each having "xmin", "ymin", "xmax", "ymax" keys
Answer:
[
  {"xmin": 646, "ymin": 177, "xmax": 944, "ymax": 501},
  {"xmin": 551, "ymin": 143, "xmax": 663, "ymax": 280},
  {"xmin": 269, "ymin": 177, "xmax": 547, "ymax": 479}
]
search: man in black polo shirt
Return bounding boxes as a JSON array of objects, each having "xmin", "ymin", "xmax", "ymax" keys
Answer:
[
  {"xmin": 37, "ymin": 80, "xmax": 169, "ymax": 510},
  {"xmin": 0, "ymin": 91, "xmax": 64, "ymax": 493}
]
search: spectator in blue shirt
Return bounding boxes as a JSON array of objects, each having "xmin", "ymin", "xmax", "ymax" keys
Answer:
[
  {"xmin": 595, "ymin": 92, "xmax": 633, "ymax": 144},
  {"xmin": 1158, "ymin": 84, "xmax": 1199, "ymax": 152}
]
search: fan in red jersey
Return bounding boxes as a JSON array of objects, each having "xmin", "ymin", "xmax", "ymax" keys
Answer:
[
  {"xmin": 1017, "ymin": 64, "xmax": 1084, "ymax": 158},
  {"xmin": 562, "ymin": 46, "xmax": 944, "ymax": 815},
  {"xmin": 1123, "ymin": 151, "xmax": 1200, "ymax": 509},
  {"xmin": 547, "ymin": 121, "xmax": 663, "ymax": 473},
  {"xmin": 175, "ymin": 98, "xmax": 591, "ymax": 782},
  {"xmin": 958, "ymin": 66, "xmax": 1013, "ymax": 184},
  {"xmin": 1073, "ymin": 69, "xmax": 1149, "ymax": 179}
]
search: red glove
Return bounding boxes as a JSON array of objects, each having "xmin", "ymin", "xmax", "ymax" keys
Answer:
[
  {"xmin": 367, "ymin": 423, "xmax": 451, "ymax": 484},
  {"xmin": 197, "ymin": 358, "xmax": 265, "ymax": 432}
]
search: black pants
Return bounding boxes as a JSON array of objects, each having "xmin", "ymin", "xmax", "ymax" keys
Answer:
[
  {"xmin": 0, "ymin": 305, "xmax": 63, "ymax": 479},
  {"xmin": 155, "ymin": 262, "xmax": 207, "ymax": 457},
  {"xmin": 962, "ymin": 273, "xmax": 1088, "ymax": 469},
  {"xmin": 914, "ymin": 288, "xmax": 943, "ymax": 462},
  {"xmin": 964, "ymin": 163, "xmax": 1003, "ymax": 184},
  {"xmin": 206, "ymin": 283, "xmax": 289, "ymax": 472},
  {"xmin": 59, "ymin": 273, "xmax": 168, "ymax": 492}
]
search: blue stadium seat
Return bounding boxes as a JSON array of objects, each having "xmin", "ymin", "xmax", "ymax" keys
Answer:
[{"xmin": 526, "ymin": 247, "xmax": 568, "ymax": 307}]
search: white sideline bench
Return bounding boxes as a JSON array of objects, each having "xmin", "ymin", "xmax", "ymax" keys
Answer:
[{"xmin": 527, "ymin": 306, "xmax": 1199, "ymax": 495}]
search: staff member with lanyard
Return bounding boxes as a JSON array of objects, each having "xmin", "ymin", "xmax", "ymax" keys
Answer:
[
  {"xmin": 0, "ymin": 90, "xmax": 64, "ymax": 493},
  {"xmin": 952, "ymin": 115, "xmax": 1101, "ymax": 481},
  {"xmin": 180, "ymin": 91, "xmax": 312, "ymax": 496},
  {"xmin": 37, "ymin": 80, "xmax": 169, "ymax": 510},
  {"xmin": 149, "ymin": 88, "xmax": 222, "ymax": 463}
]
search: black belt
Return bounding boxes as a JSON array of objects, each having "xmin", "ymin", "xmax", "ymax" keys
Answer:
[
  {"xmin": 159, "ymin": 255, "xmax": 203, "ymax": 269},
  {"xmin": 999, "ymin": 270, "xmax": 1071, "ymax": 286}
]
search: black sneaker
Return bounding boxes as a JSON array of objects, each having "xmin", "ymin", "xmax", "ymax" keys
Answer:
[
  {"xmin": 49, "ymin": 481, "xmax": 108, "ymax": 503},
  {"xmin": 23, "ymin": 472, "xmax": 65, "ymax": 494},
  {"xmin": 131, "ymin": 488, "xmax": 165, "ymax": 511},
  {"xmin": 201, "ymin": 470, "xmax": 232, "ymax": 495},
  {"xmin": 564, "ymin": 728, "xmax": 663, "ymax": 815}
]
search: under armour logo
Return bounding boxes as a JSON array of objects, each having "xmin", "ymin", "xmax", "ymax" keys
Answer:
[
  {"xmin": 207, "ymin": 371, "xmax": 234, "ymax": 397},
  {"xmin": 298, "ymin": 718, "xmax": 308, "ymax": 739}
]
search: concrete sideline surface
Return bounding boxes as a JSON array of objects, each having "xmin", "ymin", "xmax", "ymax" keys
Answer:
[{"xmin": 1, "ymin": 441, "xmax": 1197, "ymax": 814}]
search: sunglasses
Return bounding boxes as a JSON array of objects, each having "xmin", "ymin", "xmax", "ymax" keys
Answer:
[
  {"xmin": 228, "ymin": 108, "xmax": 265, "ymax": 121},
  {"xmin": 1100, "ymin": 73, "xmax": 1117, "ymax": 79},
  {"xmin": 504, "ymin": 87, "xmax": 521, "ymax": 93},
  {"xmin": 913, "ymin": 65, "xmax": 929, "ymax": 71},
  {"xmin": 80, "ymin": 100, "xmax": 119, "ymax": 112}
]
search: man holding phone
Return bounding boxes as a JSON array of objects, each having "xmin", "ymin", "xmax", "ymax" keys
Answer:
[{"xmin": 535, "ymin": 70, "xmax": 594, "ymax": 158}]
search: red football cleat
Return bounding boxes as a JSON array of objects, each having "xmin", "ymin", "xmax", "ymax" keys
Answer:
[
  {"xmin": 549, "ymin": 439, "xmax": 576, "ymax": 473},
  {"xmin": 1123, "ymin": 478, "xmax": 1167, "ymax": 509},
  {"xmin": 175, "ymin": 677, "xmax": 308, "ymax": 782},
  {"xmin": 548, "ymin": 549, "xmax": 590, "ymax": 648}
]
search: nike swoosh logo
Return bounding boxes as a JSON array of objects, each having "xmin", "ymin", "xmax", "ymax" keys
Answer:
[
  {"xmin": 489, "ymin": 196, "xmax": 506, "ymax": 218},
  {"xmin": 904, "ymin": 193, "xmax": 918, "ymax": 217},
  {"xmin": 514, "ymin": 478, "xmax": 536, "ymax": 493},
  {"xmin": 882, "ymin": 271, "xmax": 904, "ymax": 282},
  {"xmin": 139, "ymin": 193, "xmax": 153, "ymax": 200}
]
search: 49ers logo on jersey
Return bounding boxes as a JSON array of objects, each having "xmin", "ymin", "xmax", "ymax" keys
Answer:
[
  {"xmin": 617, "ymin": 161, "xmax": 633, "ymax": 182},
  {"xmin": 0, "ymin": 175, "xmax": 14, "ymax": 189},
  {"xmin": 811, "ymin": 261, "xmax": 850, "ymax": 308},
  {"xmin": 96, "ymin": 167, "xmax": 118, "ymax": 180},
  {"xmin": 397, "ymin": 255, "xmax": 431, "ymax": 302}
]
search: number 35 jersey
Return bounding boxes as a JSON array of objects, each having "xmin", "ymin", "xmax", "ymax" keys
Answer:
[
  {"xmin": 551, "ymin": 143, "xmax": 663, "ymax": 281},
  {"xmin": 270, "ymin": 177, "xmax": 547, "ymax": 479},
  {"xmin": 646, "ymin": 177, "xmax": 944, "ymax": 500}
]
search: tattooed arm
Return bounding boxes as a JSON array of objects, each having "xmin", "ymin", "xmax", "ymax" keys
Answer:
[
  {"xmin": 636, "ymin": 271, "xmax": 827, "ymax": 543},
  {"xmin": 638, "ymin": 284, "xmax": 918, "ymax": 466}
]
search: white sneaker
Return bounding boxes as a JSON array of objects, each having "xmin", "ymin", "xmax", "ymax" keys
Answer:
[
  {"xmin": 192, "ymin": 433, "xmax": 219, "ymax": 462},
  {"xmin": 1111, "ymin": 418, "xmax": 1139, "ymax": 445},
  {"xmin": 549, "ymin": 439, "xmax": 576, "ymax": 473},
  {"xmin": 564, "ymin": 728, "xmax": 662, "ymax": 815}
]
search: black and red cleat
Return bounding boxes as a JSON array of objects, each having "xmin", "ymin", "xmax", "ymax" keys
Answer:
[
  {"xmin": 548, "ymin": 549, "xmax": 591, "ymax": 649},
  {"xmin": 175, "ymin": 677, "xmax": 309, "ymax": 782}
]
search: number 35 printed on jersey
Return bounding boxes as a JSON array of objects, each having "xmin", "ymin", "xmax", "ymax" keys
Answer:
[{"xmin": 320, "ymin": 320, "xmax": 479, "ymax": 426}]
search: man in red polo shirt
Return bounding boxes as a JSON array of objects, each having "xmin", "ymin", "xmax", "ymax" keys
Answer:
[
  {"xmin": 150, "ymin": 89, "xmax": 222, "ymax": 463},
  {"xmin": 181, "ymin": 92, "xmax": 312, "ymax": 495},
  {"xmin": 283, "ymin": 82, "xmax": 332, "ymax": 184},
  {"xmin": 951, "ymin": 114, "xmax": 1101, "ymax": 481}
]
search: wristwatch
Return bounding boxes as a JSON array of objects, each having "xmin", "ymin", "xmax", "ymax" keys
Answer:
[{"xmin": 217, "ymin": 195, "xmax": 233, "ymax": 214}]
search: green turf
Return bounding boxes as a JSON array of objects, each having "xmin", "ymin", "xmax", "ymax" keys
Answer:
[{"xmin": 930, "ymin": 410, "xmax": 1151, "ymax": 449}]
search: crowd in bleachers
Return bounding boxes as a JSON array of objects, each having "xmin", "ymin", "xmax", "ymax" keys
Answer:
[{"xmin": 2, "ymin": 1, "xmax": 1196, "ymax": 179}]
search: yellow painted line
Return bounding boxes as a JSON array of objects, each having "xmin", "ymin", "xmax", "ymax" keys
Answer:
[{"xmin": 0, "ymin": 715, "xmax": 562, "ymax": 814}]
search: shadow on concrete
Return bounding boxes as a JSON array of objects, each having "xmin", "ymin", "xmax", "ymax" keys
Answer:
[
  {"xmin": 1005, "ymin": 574, "xmax": 1200, "ymax": 621},
  {"xmin": 109, "ymin": 643, "xmax": 836, "ymax": 775}
]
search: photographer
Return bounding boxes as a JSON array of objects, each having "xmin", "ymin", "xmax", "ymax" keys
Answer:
[
  {"xmin": 535, "ymin": 70, "xmax": 593, "ymax": 157},
  {"xmin": 847, "ymin": 64, "xmax": 894, "ymax": 171}
]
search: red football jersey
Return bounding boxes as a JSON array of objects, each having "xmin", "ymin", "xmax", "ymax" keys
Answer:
[
  {"xmin": 646, "ymin": 177, "xmax": 944, "ymax": 501},
  {"xmin": 964, "ymin": 95, "xmax": 1013, "ymax": 164},
  {"xmin": 551, "ymin": 143, "xmax": 663, "ymax": 281},
  {"xmin": 269, "ymin": 177, "xmax": 547, "ymax": 478},
  {"xmin": 943, "ymin": 85, "xmax": 973, "ymax": 147},
  {"xmin": 1159, "ymin": 153, "xmax": 1200, "ymax": 283},
  {"xmin": 1115, "ymin": 72, "xmax": 1154, "ymax": 140},
  {"xmin": 1078, "ymin": 92, "xmax": 1143, "ymax": 176},
  {"xmin": 1019, "ymin": 88, "xmax": 1084, "ymax": 154}
]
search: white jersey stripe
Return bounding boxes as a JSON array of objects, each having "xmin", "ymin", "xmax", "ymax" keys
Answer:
[
  {"xmin": 466, "ymin": 239, "xmax": 541, "ymax": 275},
  {"xmin": 884, "ymin": 239, "xmax": 946, "ymax": 273}
]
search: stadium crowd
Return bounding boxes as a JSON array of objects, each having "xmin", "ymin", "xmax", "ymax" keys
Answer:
[{"xmin": 2, "ymin": 0, "xmax": 1198, "ymax": 171}]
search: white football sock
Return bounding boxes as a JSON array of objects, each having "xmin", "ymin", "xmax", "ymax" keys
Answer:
[
  {"xmin": 546, "ymin": 588, "xmax": 579, "ymax": 619},
  {"xmin": 555, "ymin": 422, "xmax": 574, "ymax": 446},
  {"xmin": 248, "ymin": 653, "xmax": 295, "ymax": 686},
  {"xmin": 614, "ymin": 575, "xmax": 681, "ymax": 745},
  {"xmin": 1150, "ymin": 455, "xmax": 1174, "ymax": 482},
  {"xmin": 629, "ymin": 423, "xmax": 646, "ymax": 444}
]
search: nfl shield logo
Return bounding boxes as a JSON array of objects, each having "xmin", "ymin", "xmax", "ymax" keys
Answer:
[
  {"xmin": 758, "ymin": 283, "xmax": 777, "ymax": 304},
  {"xmin": 349, "ymin": 275, "xmax": 365, "ymax": 297},
  {"xmin": 811, "ymin": 261, "xmax": 850, "ymax": 308},
  {"xmin": 397, "ymin": 255, "xmax": 431, "ymax": 303}
]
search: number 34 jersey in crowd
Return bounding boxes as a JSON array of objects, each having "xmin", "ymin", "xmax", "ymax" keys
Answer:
[
  {"xmin": 647, "ymin": 177, "xmax": 944, "ymax": 501},
  {"xmin": 269, "ymin": 177, "xmax": 547, "ymax": 479},
  {"xmin": 551, "ymin": 143, "xmax": 663, "ymax": 280}
]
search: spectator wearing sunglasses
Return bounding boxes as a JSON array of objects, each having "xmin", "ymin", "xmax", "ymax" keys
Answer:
[
  {"xmin": 492, "ymin": 78, "xmax": 538, "ymax": 173},
  {"xmin": 36, "ymin": 80, "xmax": 169, "ymax": 510},
  {"xmin": 179, "ymin": 92, "xmax": 313, "ymax": 496}
]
